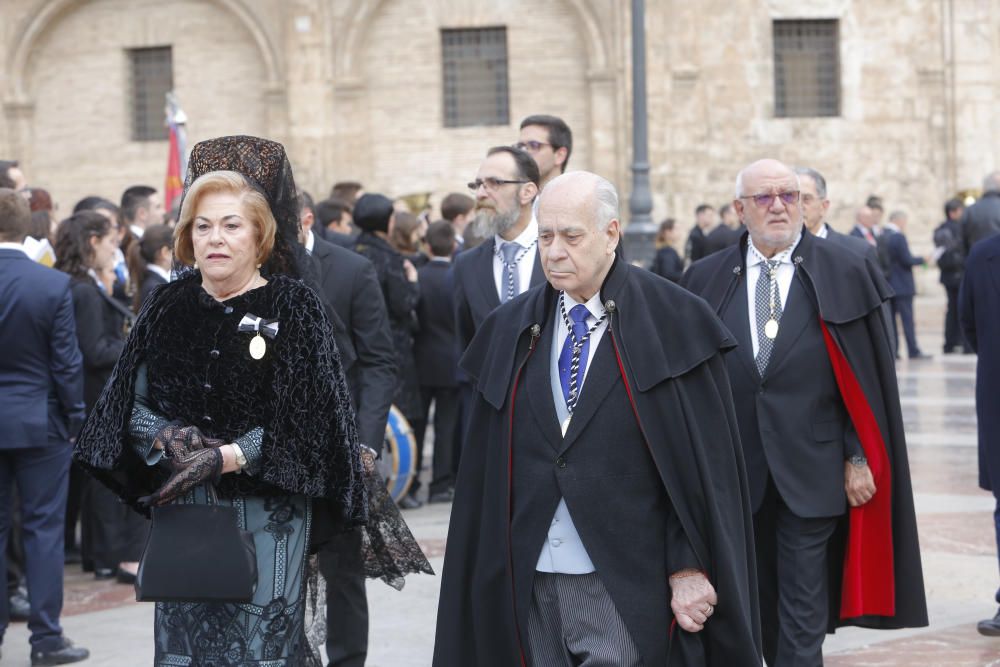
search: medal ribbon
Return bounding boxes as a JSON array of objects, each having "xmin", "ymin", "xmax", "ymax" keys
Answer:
[{"xmin": 238, "ymin": 314, "xmax": 280, "ymax": 338}]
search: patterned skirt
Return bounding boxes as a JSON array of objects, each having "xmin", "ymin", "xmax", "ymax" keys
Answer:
[{"xmin": 153, "ymin": 490, "xmax": 316, "ymax": 666}]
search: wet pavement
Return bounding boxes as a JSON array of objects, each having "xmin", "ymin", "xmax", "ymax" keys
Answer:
[{"xmin": 4, "ymin": 293, "xmax": 998, "ymax": 666}]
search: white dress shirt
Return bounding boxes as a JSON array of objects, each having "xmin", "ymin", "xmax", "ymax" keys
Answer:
[
  {"xmin": 536, "ymin": 291, "xmax": 609, "ymax": 575},
  {"xmin": 130, "ymin": 224, "xmax": 144, "ymax": 240},
  {"xmin": 304, "ymin": 229, "xmax": 315, "ymax": 253},
  {"xmin": 815, "ymin": 223, "xmax": 830, "ymax": 239},
  {"xmin": 492, "ymin": 216, "xmax": 538, "ymax": 301},
  {"xmin": 746, "ymin": 232, "xmax": 802, "ymax": 358}
]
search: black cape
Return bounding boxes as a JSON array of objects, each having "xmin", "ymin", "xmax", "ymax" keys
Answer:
[
  {"xmin": 682, "ymin": 231, "xmax": 928, "ymax": 630},
  {"xmin": 433, "ymin": 259, "xmax": 761, "ymax": 666}
]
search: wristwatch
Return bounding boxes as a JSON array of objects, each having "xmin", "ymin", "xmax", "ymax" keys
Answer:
[
  {"xmin": 848, "ymin": 454, "xmax": 867, "ymax": 468},
  {"xmin": 232, "ymin": 444, "xmax": 248, "ymax": 472}
]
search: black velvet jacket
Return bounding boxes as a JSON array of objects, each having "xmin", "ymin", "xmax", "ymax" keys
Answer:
[{"xmin": 74, "ymin": 272, "xmax": 366, "ymax": 527}]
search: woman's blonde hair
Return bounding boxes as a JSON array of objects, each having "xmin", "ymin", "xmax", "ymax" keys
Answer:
[{"xmin": 174, "ymin": 171, "xmax": 276, "ymax": 267}]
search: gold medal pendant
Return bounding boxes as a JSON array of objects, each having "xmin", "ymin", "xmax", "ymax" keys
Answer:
[
  {"xmin": 249, "ymin": 333, "xmax": 267, "ymax": 360},
  {"xmin": 764, "ymin": 319, "xmax": 779, "ymax": 340}
]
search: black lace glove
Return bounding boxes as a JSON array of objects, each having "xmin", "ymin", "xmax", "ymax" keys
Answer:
[
  {"xmin": 153, "ymin": 423, "xmax": 226, "ymax": 458},
  {"xmin": 139, "ymin": 447, "xmax": 223, "ymax": 507}
]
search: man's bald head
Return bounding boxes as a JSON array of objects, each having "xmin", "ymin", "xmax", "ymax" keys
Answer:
[
  {"xmin": 732, "ymin": 159, "xmax": 803, "ymax": 257},
  {"xmin": 539, "ymin": 171, "xmax": 618, "ymax": 232},
  {"xmin": 537, "ymin": 171, "xmax": 621, "ymax": 302}
]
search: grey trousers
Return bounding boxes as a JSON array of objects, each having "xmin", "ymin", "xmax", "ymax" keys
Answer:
[{"xmin": 526, "ymin": 571, "xmax": 643, "ymax": 667}]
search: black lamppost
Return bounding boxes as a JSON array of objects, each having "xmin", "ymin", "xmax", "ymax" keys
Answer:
[{"xmin": 625, "ymin": 0, "xmax": 656, "ymax": 268}]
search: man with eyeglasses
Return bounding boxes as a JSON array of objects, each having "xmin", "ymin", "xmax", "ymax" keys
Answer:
[
  {"xmin": 453, "ymin": 146, "xmax": 545, "ymax": 355},
  {"xmin": 682, "ymin": 158, "xmax": 927, "ymax": 666},
  {"xmin": 796, "ymin": 167, "xmax": 878, "ymax": 260},
  {"xmin": 515, "ymin": 115, "xmax": 572, "ymax": 190}
]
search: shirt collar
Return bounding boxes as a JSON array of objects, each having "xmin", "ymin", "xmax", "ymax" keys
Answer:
[
  {"xmin": 304, "ymin": 229, "xmax": 315, "ymax": 253},
  {"xmin": 0, "ymin": 241, "xmax": 28, "ymax": 256},
  {"xmin": 560, "ymin": 290, "xmax": 606, "ymax": 322},
  {"xmin": 130, "ymin": 224, "xmax": 144, "ymax": 239},
  {"xmin": 746, "ymin": 230, "xmax": 803, "ymax": 268},
  {"xmin": 148, "ymin": 263, "xmax": 171, "ymax": 282},
  {"xmin": 494, "ymin": 215, "xmax": 538, "ymax": 250},
  {"xmin": 816, "ymin": 223, "xmax": 829, "ymax": 239}
]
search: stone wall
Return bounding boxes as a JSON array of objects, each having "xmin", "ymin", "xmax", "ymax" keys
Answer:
[{"xmin": 0, "ymin": 0, "xmax": 996, "ymax": 255}]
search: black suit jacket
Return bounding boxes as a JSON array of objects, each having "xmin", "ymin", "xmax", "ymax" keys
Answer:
[
  {"xmin": 683, "ymin": 234, "xmax": 863, "ymax": 517},
  {"xmin": 823, "ymin": 224, "xmax": 878, "ymax": 264},
  {"xmin": 415, "ymin": 260, "xmax": 458, "ymax": 388},
  {"xmin": 959, "ymin": 234, "xmax": 1000, "ymax": 492},
  {"xmin": 961, "ymin": 191, "xmax": 1000, "ymax": 252},
  {"xmin": 452, "ymin": 237, "xmax": 545, "ymax": 354},
  {"xmin": 649, "ymin": 246, "xmax": 683, "ymax": 282},
  {"xmin": 138, "ymin": 269, "xmax": 168, "ymax": 309},
  {"xmin": 69, "ymin": 277, "xmax": 127, "ymax": 411},
  {"xmin": 0, "ymin": 249, "xmax": 85, "ymax": 447},
  {"xmin": 310, "ymin": 234, "xmax": 396, "ymax": 451}
]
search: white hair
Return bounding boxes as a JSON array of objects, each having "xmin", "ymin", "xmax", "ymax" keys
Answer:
[
  {"xmin": 541, "ymin": 171, "xmax": 619, "ymax": 230},
  {"xmin": 735, "ymin": 161, "xmax": 801, "ymax": 198},
  {"xmin": 594, "ymin": 176, "xmax": 619, "ymax": 231},
  {"xmin": 983, "ymin": 171, "xmax": 1000, "ymax": 193}
]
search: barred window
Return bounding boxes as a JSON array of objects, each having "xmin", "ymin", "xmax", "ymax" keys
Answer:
[
  {"xmin": 129, "ymin": 47, "xmax": 173, "ymax": 141},
  {"xmin": 441, "ymin": 27, "xmax": 509, "ymax": 128},
  {"xmin": 773, "ymin": 20, "xmax": 840, "ymax": 118}
]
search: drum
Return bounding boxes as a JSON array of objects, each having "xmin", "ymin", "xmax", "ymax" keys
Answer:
[{"xmin": 379, "ymin": 406, "xmax": 417, "ymax": 502}]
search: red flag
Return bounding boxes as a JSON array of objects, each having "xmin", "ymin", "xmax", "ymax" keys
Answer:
[{"xmin": 165, "ymin": 124, "xmax": 184, "ymax": 211}]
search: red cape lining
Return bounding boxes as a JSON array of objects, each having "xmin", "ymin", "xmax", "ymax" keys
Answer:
[{"xmin": 819, "ymin": 320, "xmax": 895, "ymax": 619}]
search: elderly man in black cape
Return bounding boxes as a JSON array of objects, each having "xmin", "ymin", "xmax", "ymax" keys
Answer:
[
  {"xmin": 682, "ymin": 159, "xmax": 927, "ymax": 665},
  {"xmin": 433, "ymin": 171, "xmax": 760, "ymax": 666}
]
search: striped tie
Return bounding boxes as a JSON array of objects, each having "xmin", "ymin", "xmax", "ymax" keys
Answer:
[{"xmin": 754, "ymin": 259, "xmax": 782, "ymax": 375}]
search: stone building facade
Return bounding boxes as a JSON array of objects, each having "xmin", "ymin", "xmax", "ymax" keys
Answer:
[{"xmin": 1, "ymin": 0, "xmax": 998, "ymax": 246}]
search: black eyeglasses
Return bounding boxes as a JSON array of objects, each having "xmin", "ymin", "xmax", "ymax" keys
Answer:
[
  {"xmin": 467, "ymin": 177, "xmax": 529, "ymax": 192},
  {"xmin": 513, "ymin": 140, "xmax": 551, "ymax": 152},
  {"xmin": 739, "ymin": 191, "xmax": 800, "ymax": 208}
]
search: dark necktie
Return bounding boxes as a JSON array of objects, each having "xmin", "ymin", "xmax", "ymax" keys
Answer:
[
  {"xmin": 499, "ymin": 241, "xmax": 522, "ymax": 303},
  {"xmin": 754, "ymin": 259, "xmax": 783, "ymax": 375},
  {"xmin": 558, "ymin": 305, "xmax": 592, "ymax": 410}
]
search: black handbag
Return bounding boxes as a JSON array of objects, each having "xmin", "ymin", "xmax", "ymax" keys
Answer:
[{"xmin": 135, "ymin": 484, "xmax": 258, "ymax": 603}]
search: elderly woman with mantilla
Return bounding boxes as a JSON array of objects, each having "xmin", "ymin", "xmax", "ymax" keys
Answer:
[{"xmin": 74, "ymin": 136, "xmax": 429, "ymax": 665}]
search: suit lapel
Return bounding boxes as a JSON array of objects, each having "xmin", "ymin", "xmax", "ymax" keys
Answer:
[
  {"xmin": 522, "ymin": 321, "xmax": 563, "ymax": 453},
  {"xmin": 559, "ymin": 336, "xmax": 620, "ymax": 455},
  {"xmin": 762, "ymin": 270, "xmax": 813, "ymax": 379},
  {"xmin": 529, "ymin": 251, "xmax": 545, "ymax": 287},
  {"xmin": 720, "ymin": 275, "xmax": 759, "ymax": 381},
  {"xmin": 474, "ymin": 239, "xmax": 501, "ymax": 313}
]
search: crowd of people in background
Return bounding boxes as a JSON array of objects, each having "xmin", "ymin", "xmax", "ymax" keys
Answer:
[
  {"xmin": 644, "ymin": 169, "xmax": 1000, "ymax": 360},
  {"xmin": 3, "ymin": 123, "xmax": 1000, "ymax": 664}
]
